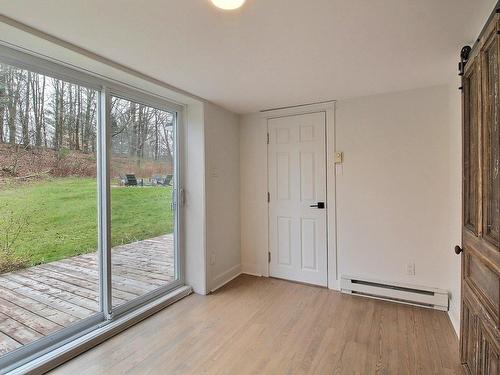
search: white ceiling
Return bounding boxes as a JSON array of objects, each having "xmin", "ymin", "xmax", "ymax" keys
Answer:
[{"xmin": 0, "ymin": 0, "xmax": 496, "ymax": 113}]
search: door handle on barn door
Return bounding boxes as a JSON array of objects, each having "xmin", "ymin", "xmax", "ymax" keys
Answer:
[
  {"xmin": 310, "ymin": 202, "xmax": 325, "ymax": 209},
  {"xmin": 454, "ymin": 245, "xmax": 463, "ymax": 255}
]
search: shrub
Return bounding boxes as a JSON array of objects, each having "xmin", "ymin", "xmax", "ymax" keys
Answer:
[{"xmin": 0, "ymin": 205, "xmax": 32, "ymax": 273}]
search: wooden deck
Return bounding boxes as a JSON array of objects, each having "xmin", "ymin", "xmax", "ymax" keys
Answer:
[{"xmin": 0, "ymin": 234, "xmax": 174, "ymax": 356}]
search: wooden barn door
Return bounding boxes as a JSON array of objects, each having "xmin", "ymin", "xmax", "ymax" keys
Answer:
[{"xmin": 459, "ymin": 7, "xmax": 499, "ymax": 375}]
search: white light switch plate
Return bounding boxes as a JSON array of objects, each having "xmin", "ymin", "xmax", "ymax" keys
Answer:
[{"xmin": 334, "ymin": 151, "xmax": 343, "ymax": 163}]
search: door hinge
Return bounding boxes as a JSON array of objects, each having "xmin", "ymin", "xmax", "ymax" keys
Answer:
[
  {"xmin": 268, "ymin": 251, "xmax": 271, "ymax": 263},
  {"xmin": 267, "ymin": 133, "xmax": 270, "ymax": 144},
  {"xmin": 267, "ymin": 192, "xmax": 270, "ymax": 203}
]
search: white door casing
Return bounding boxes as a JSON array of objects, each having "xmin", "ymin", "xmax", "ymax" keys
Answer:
[{"xmin": 268, "ymin": 112, "xmax": 327, "ymax": 286}]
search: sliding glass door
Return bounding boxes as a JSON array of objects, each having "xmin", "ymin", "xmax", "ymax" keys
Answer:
[
  {"xmin": 0, "ymin": 46, "xmax": 183, "ymax": 371},
  {"xmin": 109, "ymin": 94, "xmax": 179, "ymax": 310},
  {"xmin": 0, "ymin": 62, "xmax": 102, "ymax": 359}
]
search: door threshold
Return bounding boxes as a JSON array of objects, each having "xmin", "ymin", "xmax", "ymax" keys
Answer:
[{"xmin": 269, "ymin": 276, "xmax": 328, "ymax": 289}]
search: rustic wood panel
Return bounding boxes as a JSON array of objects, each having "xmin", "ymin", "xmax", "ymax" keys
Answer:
[
  {"xmin": 481, "ymin": 19, "xmax": 500, "ymax": 249},
  {"xmin": 465, "ymin": 252, "xmax": 499, "ymax": 321},
  {"xmin": 463, "ymin": 58, "xmax": 481, "ymax": 236},
  {"xmin": 461, "ymin": 295, "xmax": 479, "ymax": 374},
  {"xmin": 460, "ymin": 7, "xmax": 500, "ymax": 375},
  {"xmin": 479, "ymin": 321, "xmax": 499, "ymax": 374}
]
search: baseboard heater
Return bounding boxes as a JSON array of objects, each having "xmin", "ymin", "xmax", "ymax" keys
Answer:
[{"xmin": 340, "ymin": 275, "xmax": 449, "ymax": 311}]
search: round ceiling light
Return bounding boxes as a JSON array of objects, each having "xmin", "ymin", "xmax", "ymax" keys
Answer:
[{"xmin": 211, "ymin": 0, "xmax": 246, "ymax": 10}]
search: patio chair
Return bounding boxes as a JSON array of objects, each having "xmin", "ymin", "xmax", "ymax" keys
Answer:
[
  {"xmin": 125, "ymin": 174, "xmax": 143, "ymax": 186},
  {"xmin": 165, "ymin": 174, "xmax": 173, "ymax": 186},
  {"xmin": 154, "ymin": 175, "xmax": 173, "ymax": 186},
  {"xmin": 152, "ymin": 175, "xmax": 162, "ymax": 185}
]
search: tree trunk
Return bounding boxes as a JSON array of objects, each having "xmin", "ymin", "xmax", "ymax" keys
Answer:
[
  {"xmin": 7, "ymin": 68, "xmax": 20, "ymax": 145},
  {"xmin": 129, "ymin": 102, "xmax": 137, "ymax": 157},
  {"xmin": 154, "ymin": 111, "xmax": 159, "ymax": 161},
  {"xmin": 53, "ymin": 80, "xmax": 59, "ymax": 149},
  {"xmin": 21, "ymin": 71, "xmax": 31, "ymax": 147},
  {"xmin": 0, "ymin": 67, "xmax": 5, "ymax": 143},
  {"xmin": 32, "ymin": 75, "xmax": 46, "ymax": 147},
  {"xmin": 68, "ymin": 85, "xmax": 74, "ymax": 149},
  {"xmin": 75, "ymin": 87, "xmax": 81, "ymax": 150},
  {"xmin": 57, "ymin": 82, "xmax": 65, "ymax": 149}
]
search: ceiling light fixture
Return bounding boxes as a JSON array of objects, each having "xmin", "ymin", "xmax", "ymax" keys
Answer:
[{"xmin": 211, "ymin": 0, "xmax": 246, "ymax": 10}]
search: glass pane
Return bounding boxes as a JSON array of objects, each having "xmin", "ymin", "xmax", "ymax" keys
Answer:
[
  {"xmin": 110, "ymin": 96, "xmax": 176, "ymax": 308},
  {"xmin": 0, "ymin": 63, "xmax": 99, "ymax": 357}
]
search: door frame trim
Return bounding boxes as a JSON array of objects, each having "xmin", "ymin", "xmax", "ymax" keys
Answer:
[{"xmin": 261, "ymin": 101, "xmax": 338, "ymax": 290}]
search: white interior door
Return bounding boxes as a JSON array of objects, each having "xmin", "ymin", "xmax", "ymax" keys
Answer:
[{"xmin": 268, "ymin": 112, "xmax": 327, "ymax": 286}]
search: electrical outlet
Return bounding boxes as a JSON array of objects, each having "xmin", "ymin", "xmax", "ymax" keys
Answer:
[{"xmin": 406, "ymin": 262, "xmax": 415, "ymax": 276}]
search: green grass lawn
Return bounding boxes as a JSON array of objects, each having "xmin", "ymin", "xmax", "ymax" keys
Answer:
[{"xmin": 0, "ymin": 177, "xmax": 173, "ymax": 269}]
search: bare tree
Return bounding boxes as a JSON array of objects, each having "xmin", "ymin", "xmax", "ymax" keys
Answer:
[
  {"xmin": 31, "ymin": 74, "xmax": 46, "ymax": 147},
  {"xmin": 20, "ymin": 71, "xmax": 31, "ymax": 147},
  {"xmin": 0, "ymin": 66, "xmax": 5, "ymax": 143},
  {"xmin": 6, "ymin": 67, "xmax": 21, "ymax": 144}
]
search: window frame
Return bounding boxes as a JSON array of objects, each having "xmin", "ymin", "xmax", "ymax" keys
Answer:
[
  {"xmin": 107, "ymin": 88, "xmax": 184, "ymax": 317},
  {"xmin": 0, "ymin": 44, "xmax": 185, "ymax": 372}
]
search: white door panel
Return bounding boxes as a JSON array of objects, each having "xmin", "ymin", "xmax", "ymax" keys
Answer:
[{"xmin": 268, "ymin": 112, "xmax": 327, "ymax": 286}]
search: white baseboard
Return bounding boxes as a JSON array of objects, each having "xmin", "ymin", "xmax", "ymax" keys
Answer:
[
  {"xmin": 328, "ymin": 278, "xmax": 340, "ymax": 291},
  {"xmin": 448, "ymin": 300, "xmax": 460, "ymax": 338},
  {"xmin": 241, "ymin": 271, "xmax": 263, "ymax": 277},
  {"xmin": 241, "ymin": 262, "xmax": 264, "ymax": 276},
  {"xmin": 209, "ymin": 264, "xmax": 242, "ymax": 292}
]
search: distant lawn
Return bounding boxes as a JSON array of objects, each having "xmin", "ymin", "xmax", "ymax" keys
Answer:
[{"xmin": 0, "ymin": 178, "xmax": 173, "ymax": 268}]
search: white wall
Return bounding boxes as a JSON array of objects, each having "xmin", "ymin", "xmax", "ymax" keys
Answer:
[
  {"xmin": 204, "ymin": 103, "xmax": 242, "ymax": 291},
  {"xmin": 335, "ymin": 85, "xmax": 462, "ymax": 333},
  {"xmin": 183, "ymin": 103, "xmax": 207, "ymax": 295},
  {"xmin": 240, "ymin": 85, "xmax": 462, "ymax": 333},
  {"xmin": 445, "ymin": 84, "xmax": 463, "ymax": 334},
  {"xmin": 240, "ymin": 113, "xmax": 269, "ymax": 276}
]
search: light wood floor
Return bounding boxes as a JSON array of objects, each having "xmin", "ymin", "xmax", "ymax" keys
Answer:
[{"xmin": 50, "ymin": 275, "xmax": 461, "ymax": 375}]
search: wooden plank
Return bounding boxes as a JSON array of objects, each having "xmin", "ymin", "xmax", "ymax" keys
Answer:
[
  {"xmin": 112, "ymin": 266, "xmax": 171, "ymax": 284},
  {"xmin": 0, "ymin": 331, "xmax": 21, "ymax": 355},
  {"xmin": 44, "ymin": 261, "xmax": 148, "ymax": 296},
  {"xmin": 113, "ymin": 245, "xmax": 172, "ymax": 258},
  {"xmin": 0, "ymin": 276, "xmax": 94, "ymax": 319},
  {"xmin": 0, "ymin": 296, "xmax": 62, "ymax": 335},
  {"xmin": 25, "ymin": 268, "xmax": 128, "ymax": 306},
  {"xmin": 68, "ymin": 254, "xmax": 170, "ymax": 280},
  {"xmin": 114, "ymin": 244, "xmax": 171, "ymax": 258},
  {"xmin": 40, "ymin": 266, "xmax": 137, "ymax": 301},
  {"xmin": 38, "ymin": 263, "xmax": 98, "ymax": 282},
  {"xmin": 0, "ymin": 312, "xmax": 43, "ymax": 345},
  {"xmin": 39, "ymin": 263, "xmax": 140, "ymax": 299},
  {"xmin": 56, "ymin": 259, "xmax": 159, "ymax": 294},
  {"xmin": 0, "ymin": 286, "xmax": 75, "ymax": 327},
  {"xmin": 5, "ymin": 273, "xmax": 99, "ymax": 312},
  {"xmin": 113, "ymin": 248, "xmax": 173, "ymax": 260},
  {"xmin": 111, "ymin": 257, "xmax": 171, "ymax": 273}
]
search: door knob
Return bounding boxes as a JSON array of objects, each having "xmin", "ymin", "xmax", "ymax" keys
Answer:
[
  {"xmin": 310, "ymin": 202, "xmax": 325, "ymax": 209},
  {"xmin": 455, "ymin": 245, "xmax": 463, "ymax": 255}
]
